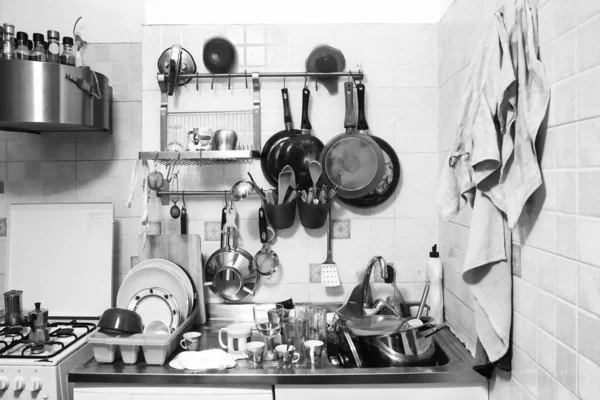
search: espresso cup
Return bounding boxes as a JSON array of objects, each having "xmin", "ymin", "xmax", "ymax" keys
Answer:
[
  {"xmin": 243, "ymin": 341, "xmax": 266, "ymax": 365},
  {"xmin": 275, "ymin": 344, "xmax": 300, "ymax": 369},
  {"xmin": 180, "ymin": 331, "xmax": 201, "ymax": 351},
  {"xmin": 303, "ymin": 340, "xmax": 324, "ymax": 364}
]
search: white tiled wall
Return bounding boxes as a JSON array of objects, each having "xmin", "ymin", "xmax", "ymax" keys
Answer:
[
  {"xmin": 142, "ymin": 24, "xmax": 439, "ymax": 304},
  {"xmin": 438, "ymin": 0, "xmax": 600, "ymax": 399},
  {"xmin": 0, "ymin": 42, "xmax": 142, "ymax": 295}
]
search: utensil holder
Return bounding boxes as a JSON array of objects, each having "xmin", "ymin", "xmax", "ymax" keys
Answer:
[
  {"xmin": 264, "ymin": 201, "xmax": 296, "ymax": 230},
  {"xmin": 297, "ymin": 199, "xmax": 329, "ymax": 229}
]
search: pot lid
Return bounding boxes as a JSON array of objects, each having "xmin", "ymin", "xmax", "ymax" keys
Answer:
[{"xmin": 7, "ymin": 203, "xmax": 114, "ymax": 317}]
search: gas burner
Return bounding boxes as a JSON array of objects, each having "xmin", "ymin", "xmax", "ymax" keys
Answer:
[
  {"xmin": 30, "ymin": 343, "xmax": 45, "ymax": 354},
  {"xmin": 54, "ymin": 328, "xmax": 74, "ymax": 337},
  {"xmin": 6, "ymin": 327, "xmax": 24, "ymax": 335}
]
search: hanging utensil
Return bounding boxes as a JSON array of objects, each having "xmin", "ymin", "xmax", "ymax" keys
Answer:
[
  {"xmin": 252, "ymin": 206, "xmax": 279, "ymax": 278},
  {"xmin": 320, "ymin": 81, "xmax": 385, "ymax": 200},
  {"xmin": 231, "ymin": 180, "xmax": 254, "ymax": 201},
  {"xmin": 277, "ymin": 87, "xmax": 324, "ymax": 191},
  {"xmin": 261, "ymin": 88, "xmax": 301, "ymax": 188},
  {"xmin": 340, "ymin": 83, "xmax": 401, "ymax": 208},
  {"xmin": 320, "ymin": 204, "xmax": 340, "ymax": 287},
  {"xmin": 180, "ymin": 191, "xmax": 188, "ymax": 234},
  {"xmin": 278, "ymin": 165, "xmax": 293, "ymax": 205},
  {"xmin": 169, "ymin": 173, "xmax": 181, "ymax": 219},
  {"xmin": 308, "ymin": 160, "xmax": 322, "ymax": 203}
]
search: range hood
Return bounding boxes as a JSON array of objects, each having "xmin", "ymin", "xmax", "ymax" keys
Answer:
[{"xmin": 0, "ymin": 60, "xmax": 111, "ymax": 133}]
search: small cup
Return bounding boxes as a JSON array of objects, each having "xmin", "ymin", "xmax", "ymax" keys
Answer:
[
  {"xmin": 275, "ymin": 345, "xmax": 300, "ymax": 369},
  {"xmin": 263, "ymin": 201, "xmax": 296, "ymax": 230},
  {"xmin": 180, "ymin": 331, "xmax": 201, "ymax": 351},
  {"xmin": 243, "ymin": 341, "xmax": 266, "ymax": 365},
  {"xmin": 297, "ymin": 199, "xmax": 329, "ymax": 229},
  {"xmin": 303, "ymin": 340, "xmax": 324, "ymax": 364},
  {"xmin": 143, "ymin": 319, "xmax": 170, "ymax": 335}
]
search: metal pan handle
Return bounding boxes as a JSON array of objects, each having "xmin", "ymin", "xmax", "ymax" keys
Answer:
[
  {"xmin": 344, "ymin": 81, "xmax": 355, "ymax": 131},
  {"xmin": 300, "ymin": 87, "xmax": 312, "ymax": 132},
  {"xmin": 281, "ymin": 88, "xmax": 293, "ymax": 130}
]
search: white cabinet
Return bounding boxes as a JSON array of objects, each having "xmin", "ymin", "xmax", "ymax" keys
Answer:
[
  {"xmin": 275, "ymin": 383, "xmax": 488, "ymax": 400},
  {"xmin": 73, "ymin": 384, "xmax": 273, "ymax": 400}
]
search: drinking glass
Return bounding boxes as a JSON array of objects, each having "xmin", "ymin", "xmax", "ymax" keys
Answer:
[{"xmin": 253, "ymin": 304, "xmax": 284, "ymax": 361}]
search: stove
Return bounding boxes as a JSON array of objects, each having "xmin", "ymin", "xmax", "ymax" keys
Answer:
[{"xmin": 3, "ymin": 202, "xmax": 114, "ymax": 400}]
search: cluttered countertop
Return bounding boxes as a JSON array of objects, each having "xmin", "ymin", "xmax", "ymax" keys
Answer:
[{"xmin": 69, "ymin": 313, "xmax": 484, "ymax": 386}]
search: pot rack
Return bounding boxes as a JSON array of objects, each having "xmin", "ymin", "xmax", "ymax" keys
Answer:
[{"xmin": 139, "ymin": 70, "xmax": 365, "ymax": 167}]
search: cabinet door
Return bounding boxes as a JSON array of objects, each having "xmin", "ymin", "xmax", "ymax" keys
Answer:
[{"xmin": 275, "ymin": 383, "xmax": 487, "ymax": 400}]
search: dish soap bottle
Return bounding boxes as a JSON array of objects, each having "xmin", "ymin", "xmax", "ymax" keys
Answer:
[{"xmin": 427, "ymin": 244, "xmax": 443, "ymax": 324}]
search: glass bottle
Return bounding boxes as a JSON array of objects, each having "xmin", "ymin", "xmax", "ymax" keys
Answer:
[
  {"xmin": 2, "ymin": 23, "xmax": 16, "ymax": 60},
  {"xmin": 15, "ymin": 31, "xmax": 29, "ymax": 60},
  {"xmin": 46, "ymin": 30, "xmax": 60, "ymax": 63},
  {"xmin": 30, "ymin": 33, "xmax": 46, "ymax": 62},
  {"xmin": 26, "ymin": 39, "xmax": 33, "ymax": 52},
  {"xmin": 59, "ymin": 36, "xmax": 75, "ymax": 66}
]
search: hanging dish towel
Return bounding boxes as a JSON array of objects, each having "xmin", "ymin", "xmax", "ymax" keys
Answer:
[{"xmin": 436, "ymin": 0, "xmax": 548, "ymax": 376}]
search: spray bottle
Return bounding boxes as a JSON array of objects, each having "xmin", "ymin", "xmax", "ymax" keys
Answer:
[{"xmin": 427, "ymin": 244, "xmax": 443, "ymax": 324}]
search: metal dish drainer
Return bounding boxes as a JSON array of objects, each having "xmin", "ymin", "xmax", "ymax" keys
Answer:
[{"xmin": 138, "ymin": 44, "xmax": 365, "ymax": 170}]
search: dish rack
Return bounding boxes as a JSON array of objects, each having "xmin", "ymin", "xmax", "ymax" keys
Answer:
[{"xmin": 87, "ymin": 304, "xmax": 196, "ymax": 365}]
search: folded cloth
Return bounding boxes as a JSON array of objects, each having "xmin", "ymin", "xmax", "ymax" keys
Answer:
[{"xmin": 169, "ymin": 349, "xmax": 236, "ymax": 371}]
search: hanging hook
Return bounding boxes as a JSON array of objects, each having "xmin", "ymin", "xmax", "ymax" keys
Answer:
[
  {"xmin": 228, "ymin": 73, "xmax": 231, "ymax": 90},
  {"xmin": 211, "ymin": 74, "xmax": 215, "ymax": 90},
  {"xmin": 196, "ymin": 72, "xmax": 199, "ymax": 91},
  {"xmin": 244, "ymin": 70, "xmax": 248, "ymax": 89},
  {"xmin": 283, "ymin": 74, "xmax": 286, "ymax": 89},
  {"xmin": 182, "ymin": 190, "xmax": 186, "ymax": 208},
  {"xmin": 347, "ymin": 70, "xmax": 352, "ymax": 82},
  {"xmin": 304, "ymin": 73, "xmax": 308, "ymax": 89},
  {"xmin": 315, "ymin": 78, "xmax": 318, "ymax": 91}
]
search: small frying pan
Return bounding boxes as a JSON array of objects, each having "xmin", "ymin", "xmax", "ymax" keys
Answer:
[
  {"xmin": 277, "ymin": 87, "xmax": 324, "ymax": 190},
  {"xmin": 320, "ymin": 82, "xmax": 385, "ymax": 199},
  {"xmin": 260, "ymin": 88, "xmax": 301, "ymax": 188},
  {"xmin": 341, "ymin": 83, "xmax": 401, "ymax": 208}
]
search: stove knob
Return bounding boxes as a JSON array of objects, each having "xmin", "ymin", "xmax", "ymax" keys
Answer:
[
  {"xmin": 0, "ymin": 377, "xmax": 8, "ymax": 390},
  {"xmin": 12, "ymin": 377, "xmax": 24, "ymax": 391},
  {"xmin": 27, "ymin": 377, "xmax": 42, "ymax": 392}
]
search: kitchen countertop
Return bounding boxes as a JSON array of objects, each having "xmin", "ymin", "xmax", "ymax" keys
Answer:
[{"xmin": 69, "ymin": 319, "xmax": 485, "ymax": 386}]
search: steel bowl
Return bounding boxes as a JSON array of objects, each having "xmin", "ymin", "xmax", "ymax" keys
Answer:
[
  {"xmin": 212, "ymin": 129, "xmax": 238, "ymax": 150},
  {"xmin": 98, "ymin": 308, "xmax": 143, "ymax": 334}
]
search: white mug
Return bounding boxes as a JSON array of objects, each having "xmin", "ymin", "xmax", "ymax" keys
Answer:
[
  {"xmin": 218, "ymin": 323, "xmax": 252, "ymax": 357},
  {"xmin": 180, "ymin": 331, "xmax": 201, "ymax": 351}
]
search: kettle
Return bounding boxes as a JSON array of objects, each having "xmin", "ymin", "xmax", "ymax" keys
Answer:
[{"xmin": 28, "ymin": 302, "xmax": 49, "ymax": 343}]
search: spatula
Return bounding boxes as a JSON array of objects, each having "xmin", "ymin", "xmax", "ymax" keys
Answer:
[{"xmin": 321, "ymin": 205, "xmax": 340, "ymax": 287}]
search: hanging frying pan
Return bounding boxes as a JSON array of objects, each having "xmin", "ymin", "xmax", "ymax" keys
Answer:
[
  {"xmin": 277, "ymin": 87, "xmax": 324, "ymax": 190},
  {"xmin": 341, "ymin": 83, "xmax": 401, "ymax": 208},
  {"xmin": 320, "ymin": 82, "xmax": 385, "ymax": 199},
  {"xmin": 260, "ymin": 88, "xmax": 301, "ymax": 188}
]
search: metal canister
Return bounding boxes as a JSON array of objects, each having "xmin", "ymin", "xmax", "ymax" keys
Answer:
[{"xmin": 3, "ymin": 290, "xmax": 23, "ymax": 326}]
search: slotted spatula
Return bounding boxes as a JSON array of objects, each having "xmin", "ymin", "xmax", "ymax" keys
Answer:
[{"xmin": 321, "ymin": 204, "xmax": 340, "ymax": 287}]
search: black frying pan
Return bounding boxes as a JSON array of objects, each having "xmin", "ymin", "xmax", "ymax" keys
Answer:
[
  {"xmin": 340, "ymin": 84, "xmax": 400, "ymax": 208},
  {"xmin": 277, "ymin": 88, "xmax": 324, "ymax": 190},
  {"xmin": 260, "ymin": 88, "xmax": 301, "ymax": 188}
]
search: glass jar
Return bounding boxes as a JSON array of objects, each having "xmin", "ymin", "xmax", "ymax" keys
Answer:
[
  {"xmin": 30, "ymin": 33, "xmax": 46, "ymax": 62},
  {"xmin": 46, "ymin": 30, "xmax": 60, "ymax": 63},
  {"xmin": 2, "ymin": 23, "xmax": 15, "ymax": 60},
  {"xmin": 15, "ymin": 31, "xmax": 29, "ymax": 60},
  {"xmin": 60, "ymin": 36, "xmax": 75, "ymax": 66}
]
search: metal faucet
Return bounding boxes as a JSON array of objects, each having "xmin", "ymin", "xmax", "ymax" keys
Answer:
[
  {"xmin": 361, "ymin": 256, "xmax": 387, "ymax": 308},
  {"xmin": 336, "ymin": 256, "xmax": 388, "ymax": 320}
]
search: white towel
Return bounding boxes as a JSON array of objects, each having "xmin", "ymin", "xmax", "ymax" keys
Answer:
[{"xmin": 436, "ymin": 0, "xmax": 548, "ymax": 366}]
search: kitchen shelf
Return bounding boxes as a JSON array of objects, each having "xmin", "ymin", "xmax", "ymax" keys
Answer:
[{"xmin": 139, "ymin": 150, "xmax": 260, "ymax": 166}]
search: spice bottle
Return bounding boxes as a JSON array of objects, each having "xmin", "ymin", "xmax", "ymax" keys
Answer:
[
  {"xmin": 30, "ymin": 33, "xmax": 47, "ymax": 62},
  {"xmin": 15, "ymin": 31, "xmax": 29, "ymax": 60},
  {"xmin": 60, "ymin": 36, "xmax": 75, "ymax": 66},
  {"xmin": 46, "ymin": 30, "xmax": 60, "ymax": 63},
  {"xmin": 2, "ymin": 23, "xmax": 16, "ymax": 60}
]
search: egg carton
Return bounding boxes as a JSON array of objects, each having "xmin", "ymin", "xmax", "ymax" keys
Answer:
[{"xmin": 87, "ymin": 306, "xmax": 196, "ymax": 365}]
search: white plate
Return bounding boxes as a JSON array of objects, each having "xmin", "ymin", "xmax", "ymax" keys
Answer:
[
  {"xmin": 128, "ymin": 287, "xmax": 180, "ymax": 332},
  {"xmin": 117, "ymin": 259, "xmax": 190, "ymax": 321}
]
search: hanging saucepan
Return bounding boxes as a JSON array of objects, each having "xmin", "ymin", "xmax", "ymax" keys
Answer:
[
  {"xmin": 260, "ymin": 88, "xmax": 301, "ymax": 188},
  {"xmin": 341, "ymin": 83, "xmax": 401, "ymax": 208},
  {"xmin": 277, "ymin": 87, "xmax": 324, "ymax": 190},
  {"xmin": 319, "ymin": 81, "xmax": 385, "ymax": 199},
  {"xmin": 204, "ymin": 204, "xmax": 259, "ymax": 302}
]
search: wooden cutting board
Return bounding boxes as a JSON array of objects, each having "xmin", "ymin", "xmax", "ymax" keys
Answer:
[{"xmin": 138, "ymin": 234, "xmax": 207, "ymax": 324}]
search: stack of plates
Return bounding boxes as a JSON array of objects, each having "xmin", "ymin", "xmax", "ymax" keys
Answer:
[{"xmin": 116, "ymin": 259, "xmax": 196, "ymax": 333}]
